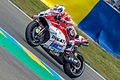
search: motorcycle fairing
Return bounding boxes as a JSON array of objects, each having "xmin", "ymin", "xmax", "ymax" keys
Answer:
[{"xmin": 41, "ymin": 17, "xmax": 67, "ymax": 53}]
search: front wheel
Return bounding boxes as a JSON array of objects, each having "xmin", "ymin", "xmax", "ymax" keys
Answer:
[
  {"xmin": 63, "ymin": 54, "xmax": 85, "ymax": 78},
  {"xmin": 25, "ymin": 21, "xmax": 45, "ymax": 47}
]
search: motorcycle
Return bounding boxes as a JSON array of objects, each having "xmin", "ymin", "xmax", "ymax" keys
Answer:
[{"xmin": 25, "ymin": 12, "xmax": 89, "ymax": 78}]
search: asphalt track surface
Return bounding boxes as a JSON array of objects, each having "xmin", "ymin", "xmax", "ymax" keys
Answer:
[
  {"xmin": 0, "ymin": 46, "xmax": 40, "ymax": 80},
  {"xmin": 0, "ymin": 0, "xmax": 105, "ymax": 80}
]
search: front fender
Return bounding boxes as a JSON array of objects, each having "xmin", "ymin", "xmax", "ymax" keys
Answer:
[{"xmin": 39, "ymin": 17, "xmax": 49, "ymax": 28}]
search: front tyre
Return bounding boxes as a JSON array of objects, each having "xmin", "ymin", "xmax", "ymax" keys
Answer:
[
  {"xmin": 63, "ymin": 54, "xmax": 85, "ymax": 78},
  {"xmin": 25, "ymin": 21, "xmax": 44, "ymax": 47}
]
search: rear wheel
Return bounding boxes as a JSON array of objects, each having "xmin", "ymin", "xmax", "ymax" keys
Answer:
[
  {"xmin": 25, "ymin": 21, "xmax": 45, "ymax": 47},
  {"xmin": 63, "ymin": 53, "xmax": 84, "ymax": 78}
]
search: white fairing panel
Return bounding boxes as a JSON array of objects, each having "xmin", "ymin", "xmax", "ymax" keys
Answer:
[{"xmin": 42, "ymin": 20, "xmax": 67, "ymax": 53}]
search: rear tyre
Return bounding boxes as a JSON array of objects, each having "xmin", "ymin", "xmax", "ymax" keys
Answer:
[
  {"xmin": 25, "ymin": 21, "xmax": 44, "ymax": 47},
  {"xmin": 63, "ymin": 54, "xmax": 85, "ymax": 78}
]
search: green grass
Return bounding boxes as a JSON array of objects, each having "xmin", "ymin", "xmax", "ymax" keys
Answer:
[{"xmin": 10, "ymin": 0, "xmax": 120, "ymax": 80}]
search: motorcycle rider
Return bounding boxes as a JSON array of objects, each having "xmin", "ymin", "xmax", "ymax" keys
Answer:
[{"xmin": 33, "ymin": 4, "xmax": 79, "ymax": 65}]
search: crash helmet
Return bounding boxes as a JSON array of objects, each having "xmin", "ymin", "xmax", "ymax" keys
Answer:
[{"xmin": 53, "ymin": 4, "xmax": 66, "ymax": 15}]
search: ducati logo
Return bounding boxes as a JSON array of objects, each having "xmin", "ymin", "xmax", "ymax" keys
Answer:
[{"xmin": 52, "ymin": 35, "xmax": 66, "ymax": 44}]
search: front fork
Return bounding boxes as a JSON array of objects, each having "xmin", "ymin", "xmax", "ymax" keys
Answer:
[
  {"xmin": 36, "ymin": 27, "xmax": 45, "ymax": 35},
  {"xmin": 35, "ymin": 22, "xmax": 48, "ymax": 36}
]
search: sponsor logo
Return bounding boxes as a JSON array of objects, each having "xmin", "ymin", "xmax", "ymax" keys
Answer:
[{"xmin": 52, "ymin": 35, "xmax": 66, "ymax": 44}]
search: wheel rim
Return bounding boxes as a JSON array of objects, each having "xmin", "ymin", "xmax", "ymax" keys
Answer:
[
  {"xmin": 70, "ymin": 57, "xmax": 84, "ymax": 75},
  {"xmin": 31, "ymin": 27, "xmax": 40, "ymax": 43}
]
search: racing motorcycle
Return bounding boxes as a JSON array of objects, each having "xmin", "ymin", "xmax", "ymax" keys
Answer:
[{"xmin": 25, "ymin": 12, "xmax": 89, "ymax": 78}]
